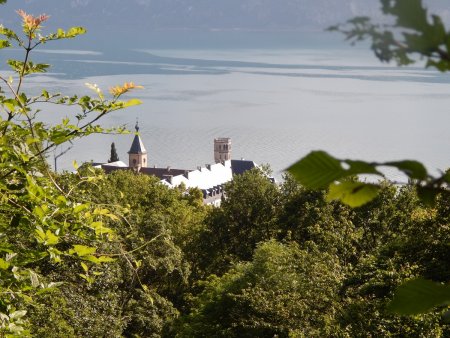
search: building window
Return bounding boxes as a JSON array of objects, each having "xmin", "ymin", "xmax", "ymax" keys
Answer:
[{"xmin": 133, "ymin": 159, "xmax": 137, "ymax": 165}]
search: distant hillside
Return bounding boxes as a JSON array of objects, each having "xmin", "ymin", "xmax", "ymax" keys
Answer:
[
  {"xmin": 0, "ymin": 0, "xmax": 405, "ymax": 31},
  {"xmin": 1, "ymin": 0, "xmax": 448, "ymax": 45}
]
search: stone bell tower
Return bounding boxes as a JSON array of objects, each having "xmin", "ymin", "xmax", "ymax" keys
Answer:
[
  {"xmin": 214, "ymin": 137, "xmax": 231, "ymax": 163},
  {"xmin": 128, "ymin": 122, "xmax": 147, "ymax": 171}
]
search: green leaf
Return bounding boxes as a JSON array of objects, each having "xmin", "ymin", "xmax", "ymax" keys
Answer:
[
  {"xmin": 96, "ymin": 256, "xmax": 115, "ymax": 263},
  {"xmin": 78, "ymin": 273, "xmax": 94, "ymax": 284},
  {"xmin": 9, "ymin": 310, "xmax": 27, "ymax": 320},
  {"xmin": 7, "ymin": 60, "xmax": 50, "ymax": 76},
  {"xmin": 385, "ymin": 160, "xmax": 428, "ymax": 180},
  {"xmin": 57, "ymin": 27, "xmax": 87, "ymax": 39},
  {"xmin": 90, "ymin": 221, "xmax": 114, "ymax": 235},
  {"xmin": 288, "ymin": 151, "xmax": 347, "ymax": 189},
  {"xmin": 388, "ymin": 278, "xmax": 450, "ymax": 315},
  {"xmin": 80, "ymin": 262, "xmax": 89, "ymax": 273},
  {"xmin": 35, "ymin": 227, "xmax": 46, "ymax": 243},
  {"xmin": 417, "ymin": 186, "xmax": 439, "ymax": 207},
  {"xmin": 73, "ymin": 203, "xmax": 89, "ymax": 214},
  {"xmin": 34, "ymin": 206, "xmax": 45, "ymax": 220},
  {"xmin": 83, "ymin": 255, "xmax": 114, "ymax": 264},
  {"xmin": 123, "ymin": 98, "xmax": 142, "ymax": 108},
  {"xmin": 327, "ymin": 182, "xmax": 380, "ymax": 207},
  {"xmin": 45, "ymin": 230, "xmax": 59, "ymax": 245},
  {"xmin": 0, "ymin": 258, "xmax": 10, "ymax": 270},
  {"xmin": 69, "ymin": 245, "xmax": 96, "ymax": 257},
  {"xmin": 383, "ymin": 0, "xmax": 429, "ymax": 31},
  {"xmin": 345, "ymin": 160, "xmax": 381, "ymax": 176},
  {"xmin": 0, "ymin": 39, "xmax": 10, "ymax": 48},
  {"xmin": 287, "ymin": 151, "xmax": 382, "ymax": 189},
  {"xmin": 2, "ymin": 98, "xmax": 19, "ymax": 111},
  {"xmin": 0, "ymin": 26, "xmax": 19, "ymax": 42}
]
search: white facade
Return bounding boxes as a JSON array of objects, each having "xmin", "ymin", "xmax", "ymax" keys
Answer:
[{"xmin": 163, "ymin": 160, "xmax": 233, "ymax": 189}]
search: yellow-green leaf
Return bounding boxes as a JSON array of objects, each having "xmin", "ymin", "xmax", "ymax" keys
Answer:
[
  {"xmin": 69, "ymin": 245, "xmax": 96, "ymax": 257},
  {"xmin": 327, "ymin": 181, "xmax": 380, "ymax": 207},
  {"xmin": 123, "ymin": 98, "xmax": 142, "ymax": 108},
  {"xmin": 45, "ymin": 230, "xmax": 59, "ymax": 245},
  {"xmin": 0, "ymin": 258, "xmax": 10, "ymax": 270},
  {"xmin": 80, "ymin": 262, "xmax": 89, "ymax": 273}
]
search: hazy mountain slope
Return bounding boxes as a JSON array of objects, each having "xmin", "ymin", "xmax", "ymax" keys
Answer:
[
  {"xmin": 0, "ymin": 0, "xmax": 392, "ymax": 30},
  {"xmin": 1, "ymin": 0, "xmax": 448, "ymax": 31},
  {"xmin": 1, "ymin": 0, "xmax": 448, "ymax": 48}
]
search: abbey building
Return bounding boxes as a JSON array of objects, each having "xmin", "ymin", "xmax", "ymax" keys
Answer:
[{"xmin": 94, "ymin": 124, "xmax": 260, "ymax": 205}]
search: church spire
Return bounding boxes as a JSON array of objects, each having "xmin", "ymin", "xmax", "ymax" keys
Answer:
[
  {"xmin": 135, "ymin": 118, "xmax": 140, "ymax": 132},
  {"xmin": 128, "ymin": 120, "xmax": 148, "ymax": 171}
]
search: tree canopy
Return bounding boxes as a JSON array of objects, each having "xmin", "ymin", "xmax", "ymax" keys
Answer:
[{"xmin": 0, "ymin": 1, "xmax": 449, "ymax": 336}]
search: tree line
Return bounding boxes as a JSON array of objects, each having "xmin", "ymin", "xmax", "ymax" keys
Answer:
[{"xmin": 27, "ymin": 168, "xmax": 449, "ymax": 337}]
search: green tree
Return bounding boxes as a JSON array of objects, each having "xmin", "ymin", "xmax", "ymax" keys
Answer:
[
  {"xmin": 0, "ymin": 11, "xmax": 142, "ymax": 335},
  {"xmin": 174, "ymin": 240, "xmax": 344, "ymax": 337},
  {"xmin": 195, "ymin": 168, "xmax": 281, "ymax": 277},
  {"xmin": 278, "ymin": 174, "xmax": 360, "ymax": 266},
  {"xmin": 51, "ymin": 168, "xmax": 208, "ymax": 336},
  {"xmin": 337, "ymin": 198, "xmax": 449, "ymax": 336},
  {"xmin": 108, "ymin": 142, "xmax": 120, "ymax": 162}
]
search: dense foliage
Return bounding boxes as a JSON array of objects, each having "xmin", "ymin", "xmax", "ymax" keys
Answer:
[
  {"xmin": 20, "ymin": 169, "xmax": 449, "ymax": 337},
  {"xmin": 1, "ymin": 1, "xmax": 448, "ymax": 336},
  {"xmin": 0, "ymin": 10, "xmax": 142, "ymax": 336}
]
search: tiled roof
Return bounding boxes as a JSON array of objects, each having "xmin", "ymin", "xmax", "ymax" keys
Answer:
[
  {"xmin": 140, "ymin": 167, "xmax": 190, "ymax": 179},
  {"xmin": 231, "ymin": 159, "xmax": 257, "ymax": 176}
]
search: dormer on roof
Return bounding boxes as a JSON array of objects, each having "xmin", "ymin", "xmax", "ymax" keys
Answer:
[{"xmin": 128, "ymin": 122, "xmax": 148, "ymax": 171}]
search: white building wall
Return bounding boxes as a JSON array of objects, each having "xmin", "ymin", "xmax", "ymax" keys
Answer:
[{"xmin": 163, "ymin": 160, "xmax": 233, "ymax": 190}]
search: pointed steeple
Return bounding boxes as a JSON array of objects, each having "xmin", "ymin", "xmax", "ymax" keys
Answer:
[
  {"xmin": 128, "ymin": 120, "xmax": 148, "ymax": 170},
  {"xmin": 128, "ymin": 121, "xmax": 147, "ymax": 155}
]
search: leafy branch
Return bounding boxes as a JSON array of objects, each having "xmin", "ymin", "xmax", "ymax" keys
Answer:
[
  {"xmin": 0, "ymin": 10, "xmax": 145, "ymax": 334},
  {"xmin": 288, "ymin": 151, "xmax": 449, "ymax": 208}
]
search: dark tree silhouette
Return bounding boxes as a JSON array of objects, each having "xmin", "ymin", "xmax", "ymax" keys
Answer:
[{"xmin": 108, "ymin": 142, "xmax": 119, "ymax": 163}]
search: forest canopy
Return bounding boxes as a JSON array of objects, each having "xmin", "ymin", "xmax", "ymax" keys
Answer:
[{"xmin": 0, "ymin": 1, "xmax": 449, "ymax": 336}]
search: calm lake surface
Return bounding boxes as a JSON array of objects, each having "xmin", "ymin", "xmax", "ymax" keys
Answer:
[{"xmin": 1, "ymin": 32, "xmax": 449, "ymax": 179}]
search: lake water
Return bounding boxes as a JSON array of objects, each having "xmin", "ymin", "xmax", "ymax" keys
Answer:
[{"xmin": 1, "ymin": 32, "xmax": 449, "ymax": 180}]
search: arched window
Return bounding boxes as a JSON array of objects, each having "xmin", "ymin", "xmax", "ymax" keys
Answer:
[{"xmin": 133, "ymin": 159, "xmax": 137, "ymax": 165}]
